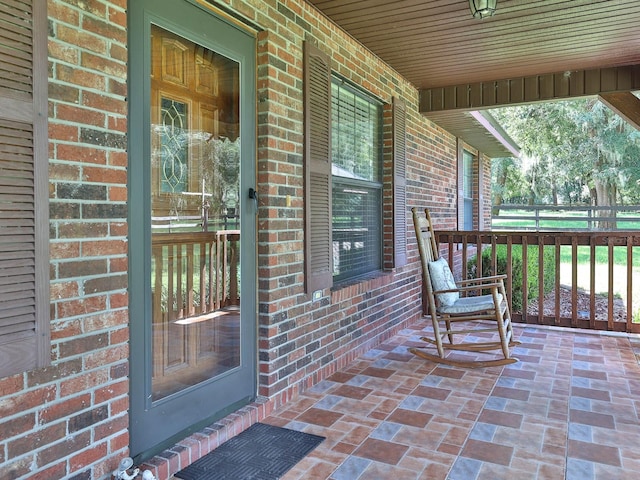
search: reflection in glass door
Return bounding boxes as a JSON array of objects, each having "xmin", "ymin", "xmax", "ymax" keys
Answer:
[
  {"xmin": 150, "ymin": 25, "xmax": 241, "ymax": 400},
  {"xmin": 128, "ymin": 0, "xmax": 256, "ymax": 460}
]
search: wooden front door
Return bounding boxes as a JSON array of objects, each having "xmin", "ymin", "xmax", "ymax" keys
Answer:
[{"xmin": 128, "ymin": 0, "xmax": 256, "ymax": 460}]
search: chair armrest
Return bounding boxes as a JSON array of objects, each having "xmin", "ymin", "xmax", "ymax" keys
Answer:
[
  {"xmin": 458, "ymin": 274, "xmax": 507, "ymax": 285},
  {"xmin": 433, "ymin": 283, "xmax": 503, "ymax": 295}
]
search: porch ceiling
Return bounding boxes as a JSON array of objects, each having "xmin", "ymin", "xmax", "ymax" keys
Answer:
[{"xmin": 306, "ymin": 0, "xmax": 640, "ymax": 91}]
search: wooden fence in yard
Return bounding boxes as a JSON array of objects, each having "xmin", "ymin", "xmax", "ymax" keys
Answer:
[{"xmin": 492, "ymin": 205, "xmax": 640, "ymax": 231}]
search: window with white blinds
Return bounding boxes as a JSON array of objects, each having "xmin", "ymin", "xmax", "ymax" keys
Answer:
[
  {"xmin": 331, "ymin": 79, "xmax": 382, "ymax": 281},
  {"xmin": 463, "ymin": 150, "xmax": 474, "ymax": 230}
]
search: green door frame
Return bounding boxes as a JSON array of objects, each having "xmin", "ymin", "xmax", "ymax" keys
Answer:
[{"xmin": 127, "ymin": 0, "xmax": 257, "ymax": 461}]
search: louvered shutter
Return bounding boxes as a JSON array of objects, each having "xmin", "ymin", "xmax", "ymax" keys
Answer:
[
  {"xmin": 304, "ymin": 42, "xmax": 332, "ymax": 295},
  {"xmin": 457, "ymin": 139, "xmax": 464, "ymax": 229},
  {"xmin": 393, "ymin": 97, "xmax": 407, "ymax": 267},
  {"xmin": 0, "ymin": 0, "xmax": 50, "ymax": 378}
]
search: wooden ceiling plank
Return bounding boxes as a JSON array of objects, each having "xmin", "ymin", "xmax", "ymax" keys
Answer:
[
  {"xmin": 367, "ymin": 38, "xmax": 640, "ymax": 80},
  {"xmin": 312, "ymin": 0, "xmax": 457, "ymax": 22},
  {"xmin": 360, "ymin": 10, "xmax": 640, "ymax": 54},
  {"xmin": 384, "ymin": 41, "xmax": 640, "ymax": 76},
  {"xmin": 319, "ymin": 0, "xmax": 565, "ymax": 28},
  {"xmin": 342, "ymin": 0, "xmax": 637, "ymax": 37}
]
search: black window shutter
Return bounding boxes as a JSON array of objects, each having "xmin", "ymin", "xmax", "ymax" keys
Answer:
[
  {"xmin": 393, "ymin": 97, "xmax": 407, "ymax": 268},
  {"xmin": 0, "ymin": 0, "xmax": 50, "ymax": 378},
  {"xmin": 304, "ymin": 42, "xmax": 333, "ymax": 295}
]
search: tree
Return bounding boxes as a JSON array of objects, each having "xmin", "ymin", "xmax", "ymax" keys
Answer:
[
  {"xmin": 492, "ymin": 99, "xmax": 640, "ymax": 228},
  {"xmin": 491, "ymin": 157, "xmax": 528, "ymax": 213}
]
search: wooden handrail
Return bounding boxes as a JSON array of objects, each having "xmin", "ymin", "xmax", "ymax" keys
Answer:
[{"xmin": 435, "ymin": 230, "xmax": 640, "ymax": 333}]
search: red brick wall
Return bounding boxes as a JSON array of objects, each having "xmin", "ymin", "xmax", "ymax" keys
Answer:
[
  {"xmin": 0, "ymin": 1, "xmax": 129, "ymax": 479},
  {"xmin": 0, "ymin": 1, "xmax": 467, "ymax": 479},
  {"xmin": 253, "ymin": 2, "xmax": 458, "ymax": 400}
]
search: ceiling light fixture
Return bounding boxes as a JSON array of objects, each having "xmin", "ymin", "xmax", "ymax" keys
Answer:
[{"xmin": 469, "ymin": 0, "xmax": 497, "ymax": 19}]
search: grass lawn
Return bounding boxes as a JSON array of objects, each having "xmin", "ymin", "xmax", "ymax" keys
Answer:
[
  {"xmin": 558, "ymin": 245, "xmax": 640, "ymax": 268},
  {"xmin": 556, "ymin": 246, "xmax": 640, "ymax": 320}
]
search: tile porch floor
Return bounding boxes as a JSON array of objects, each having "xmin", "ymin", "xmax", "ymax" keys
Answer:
[{"xmin": 263, "ymin": 320, "xmax": 640, "ymax": 480}]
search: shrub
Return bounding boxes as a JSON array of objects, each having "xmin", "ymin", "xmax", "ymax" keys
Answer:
[{"xmin": 467, "ymin": 245, "xmax": 556, "ymax": 311}]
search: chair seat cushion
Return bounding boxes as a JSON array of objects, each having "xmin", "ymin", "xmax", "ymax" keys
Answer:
[
  {"xmin": 427, "ymin": 257, "xmax": 459, "ymax": 306},
  {"xmin": 438, "ymin": 293, "xmax": 503, "ymax": 315}
]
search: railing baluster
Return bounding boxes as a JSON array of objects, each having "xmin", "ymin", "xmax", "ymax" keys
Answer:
[
  {"xmin": 571, "ymin": 236, "xmax": 578, "ymax": 328},
  {"xmin": 491, "ymin": 235, "xmax": 497, "ymax": 276},
  {"xmin": 462, "ymin": 235, "xmax": 468, "ymax": 296},
  {"xmin": 216, "ymin": 233, "xmax": 222, "ymax": 309},
  {"xmin": 538, "ymin": 234, "xmax": 544, "ymax": 325},
  {"xmin": 168, "ymin": 244, "xmax": 175, "ymax": 322},
  {"xmin": 522, "ymin": 236, "xmax": 529, "ymax": 322},
  {"xmin": 153, "ymin": 246, "xmax": 163, "ymax": 321},
  {"xmin": 476, "ymin": 233, "xmax": 482, "ymax": 296},
  {"xmin": 177, "ymin": 245, "xmax": 184, "ymax": 319},
  {"xmin": 196, "ymin": 242, "xmax": 207, "ymax": 315},
  {"xmin": 230, "ymin": 237, "xmax": 239, "ymax": 305},
  {"xmin": 223, "ymin": 234, "xmax": 229, "ymax": 305},
  {"xmin": 554, "ymin": 237, "xmax": 561, "ymax": 326},
  {"xmin": 506, "ymin": 235, "xmax": 513, "ymax": 318},
  {"xmin": 608, "ymin": 236, "xmax": 614, "ymax": 330},
  {"xmin": 627, "ymin": 236, "xmax": 634, "ymax": 332},
  {"xmin": 152, "ymin": 245, "xmax": 164, "ymax": 378},
  {"xmin": 208, "ymin": 241, "xmax": 215, "ymax": 311},
  {"xmin": 589, "ymin": 235, "xmax": 596, "ymax": 329},
  {"xmin": 186, "ymin": 243, "xmax": 194, "ymax": 316}
]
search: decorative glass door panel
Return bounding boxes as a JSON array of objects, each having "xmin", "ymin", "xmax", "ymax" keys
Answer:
[
  {"xmin": 150, "ymin": 24, "xmax": 241, "ymax": 401},
  {"xmin": 129, "ymin": 0, "xmax": 255, "ymax": 459}
]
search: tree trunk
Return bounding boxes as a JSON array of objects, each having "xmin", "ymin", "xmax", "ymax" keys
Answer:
[
  {"xmin": 492, "ymin": 197, "xmax": 502, "ymax": 217},
  {"xmin": 493, "ymin": 166, "xmax": 507, "ymax": 216},
  {"xmin": 594, "ymin": 179, "xmax": 617, "ymax": 229}
]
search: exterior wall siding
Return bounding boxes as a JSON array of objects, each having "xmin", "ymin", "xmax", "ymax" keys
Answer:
[{"xmin": 0, "ymin": 1, "xmax": 487, "ymax": 479}]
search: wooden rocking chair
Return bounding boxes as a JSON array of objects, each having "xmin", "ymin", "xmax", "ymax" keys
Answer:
[{"xmin": 410, "ymin": 207, "xmax": 519, "ymax": 368}]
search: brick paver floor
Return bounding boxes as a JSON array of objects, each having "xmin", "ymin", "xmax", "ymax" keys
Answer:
[{"xmin": 264, "ymin": 320, "xmax": 640, "ymax": 480}]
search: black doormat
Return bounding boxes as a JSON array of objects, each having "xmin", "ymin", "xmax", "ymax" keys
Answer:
[{"xmin": 175, "ymin": 423, "xmax": 325, "ymax": 480}]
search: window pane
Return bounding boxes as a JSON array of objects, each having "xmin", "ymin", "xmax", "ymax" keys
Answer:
[
  {"xmin": 463, "ymin": 151, "xmax": 473, "ymax": 230},
  {"xmin": 150, "ymin": 25, "xmax": 241, "ymax": 401},
  {"xmin": 331, "ymin": 82, "xmax": 381, "ymax": 182},
  {"xmin": 463, "ymin": 150, "xmax": 473, "ymax": 198},
  {"xmin": 332, "ymin": 182, "xmax": 382, "ymax": 280}
]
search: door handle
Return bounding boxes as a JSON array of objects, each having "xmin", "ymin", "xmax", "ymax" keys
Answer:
[{"xmin": 248, "ymin": 188, "xmax": 258, "ymax": 209}]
